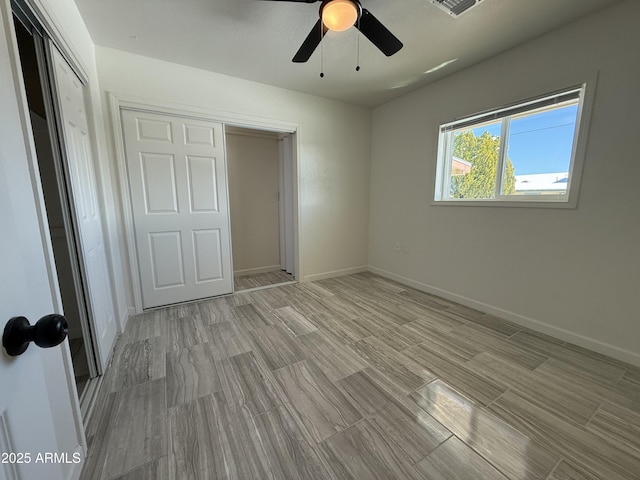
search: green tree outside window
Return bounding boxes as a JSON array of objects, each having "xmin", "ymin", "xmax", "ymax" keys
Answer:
[{"xmin": 450, "ymin": 130, "xmax": 516, "ymax": 198}]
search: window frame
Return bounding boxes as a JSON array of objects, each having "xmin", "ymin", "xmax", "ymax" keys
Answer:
[{"xmin": 432, "ymin": 78, "xmax": 596, "ymax": 208}]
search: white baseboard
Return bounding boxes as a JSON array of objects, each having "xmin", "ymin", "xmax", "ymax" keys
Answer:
[
  {"xmin": 369, "ymin": 266, "xmax": 640, "ymax": 367},
  {"xmin": 301, "ymin": 265, "xmax": 368, "ymax": 283},
  {"xmin": 234, "ymin": 265, "xmax": 281, "ymax": 276}
]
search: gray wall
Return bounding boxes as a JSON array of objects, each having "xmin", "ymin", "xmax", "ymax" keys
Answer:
[{"xmin": 368, "ymin": 0, "xmax": 640, "ymax": 364}]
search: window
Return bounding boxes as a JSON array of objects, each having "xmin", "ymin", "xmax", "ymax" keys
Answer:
[{"xmin": 434, "ymin": 84, "xmax": 591, "ymax": 206}]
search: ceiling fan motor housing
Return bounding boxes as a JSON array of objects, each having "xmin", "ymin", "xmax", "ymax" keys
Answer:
[{"xmin": 319, "ymin": 0, "xmax": 362, "ymax": 31}]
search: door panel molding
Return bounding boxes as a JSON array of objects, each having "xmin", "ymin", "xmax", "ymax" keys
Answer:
[{"xmin": 193, "ymin": 228, "xmax": 224, "ymax": 283}]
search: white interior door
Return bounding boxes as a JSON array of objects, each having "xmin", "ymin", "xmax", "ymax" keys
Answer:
[
  {"xmin": 49, "ymin": 46, "xmax": 117, "ymax": 371},
  {"xmin": 1, "ymin": 11, "xmax": 82, "ymax": 479},
  {"xmin": 121, "ymin": 109, "xmax": 233, "ymax": 309}
]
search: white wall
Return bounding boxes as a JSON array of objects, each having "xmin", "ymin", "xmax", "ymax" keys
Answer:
[
  {"xmin": 96, "ymin": 46, "xmax": 372, "ymax": 290},
  {"xmin": 369, "ymin": 0, "xmax": 640, "ymax": 365},
  {"xmin": 226, "ymin": 130, "xmax": 281, "ymax": 275}
]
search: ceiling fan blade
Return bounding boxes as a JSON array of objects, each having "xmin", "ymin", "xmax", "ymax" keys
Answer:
[
  {"xmin": 292, "ymin": 19, "xmax": 327, "ymax": 63},
  {"xmin": 356, "ymin": 8, "xmax": 403, "ymax": 57}
]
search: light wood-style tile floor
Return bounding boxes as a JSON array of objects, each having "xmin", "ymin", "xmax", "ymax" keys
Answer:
[
  {"xmin": 234, "ymin": 270, "xmax": 295, "ymax": 292},
  {"xmin": 81, "ymin": 273, "xmax": 640, "ymax": 480}
]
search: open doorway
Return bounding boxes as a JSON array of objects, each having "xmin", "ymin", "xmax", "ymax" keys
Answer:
[
  {"xmin": 225, "ymin": 126, "xmax": 297, "ymax": 292},
  {"xmin": 12, "ymin": 11, "xmax": 98, "ymax": 399}
]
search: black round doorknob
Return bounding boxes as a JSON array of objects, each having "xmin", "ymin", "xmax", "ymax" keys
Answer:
[{"xmin": 2, "ymin": 314, "xmax": 68, "ymax": 357}]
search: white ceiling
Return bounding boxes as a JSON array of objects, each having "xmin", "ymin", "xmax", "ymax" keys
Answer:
[{"xmin": 73, "ymin": 0, "xmax": 622, "ymax": 107}]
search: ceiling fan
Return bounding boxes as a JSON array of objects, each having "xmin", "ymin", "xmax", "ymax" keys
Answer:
[{"xmin": 263, "ymin": 0, "xmax": 403, "ymax": 63}]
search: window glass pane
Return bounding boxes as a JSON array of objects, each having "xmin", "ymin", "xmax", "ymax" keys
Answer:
[
  {"xmin": 449, "ymin": 121, "xmax": 501, "ymax": 199},
  {"xmin": 502, "ymin": 102, "xmax": 579, "ymax": 196}
]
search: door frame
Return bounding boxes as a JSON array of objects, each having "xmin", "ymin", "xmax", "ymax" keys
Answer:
[
  {"xmin": 278, "ymin": 133, "xmax": 296, "ymax": 276},
  {"xmin": 108, "ymin": 93, "xmax": 302, "ymax": 314},
  {"xmin": 2, "ymin": 0, "xmax": 85, "ymax": 459},
  {"xmin": 12, "ymin": 0, "xmax": 116, "ymax": 392}
]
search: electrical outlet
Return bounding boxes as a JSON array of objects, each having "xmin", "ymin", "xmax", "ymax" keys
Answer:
[
  {"xmin": 402, "ymin": 243, "xmax": 410, "ymax": 254},
  {"xmin": 394, "ymin": 242, "xmax": 401, "ymax": 252}
]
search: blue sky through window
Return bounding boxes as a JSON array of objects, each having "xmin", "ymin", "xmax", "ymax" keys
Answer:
[{"xmin": 470, "ymin": 104, "xmax": 578, "ymax": 175}]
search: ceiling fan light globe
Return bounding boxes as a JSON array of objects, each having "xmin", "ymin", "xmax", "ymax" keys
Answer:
[{"xmin": 322, "ymin": 0, "xmax": 358, "ymax": 32}]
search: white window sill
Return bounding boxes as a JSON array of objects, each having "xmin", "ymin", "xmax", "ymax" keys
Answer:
[{"xmin": 431, "ymin": 199, "xmax": 577, "ymax": 209}]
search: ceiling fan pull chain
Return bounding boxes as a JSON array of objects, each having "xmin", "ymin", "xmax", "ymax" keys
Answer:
[
  {"xmin": 356, "ymin": 14, "xmax": 361, "ymax": 72},
  {"xmin": 320, "ymin": 21, "xmax": 325, "ymax": 78}
]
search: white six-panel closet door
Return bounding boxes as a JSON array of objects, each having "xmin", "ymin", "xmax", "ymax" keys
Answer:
[{"xmin": 120, "ymin": 109, "xmax": 233, "ymax": 309}]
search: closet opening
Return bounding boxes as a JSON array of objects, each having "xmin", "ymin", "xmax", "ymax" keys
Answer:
[{"xmin": 225, "ymin": 126, "xmax": 297, "ymax": 292}]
